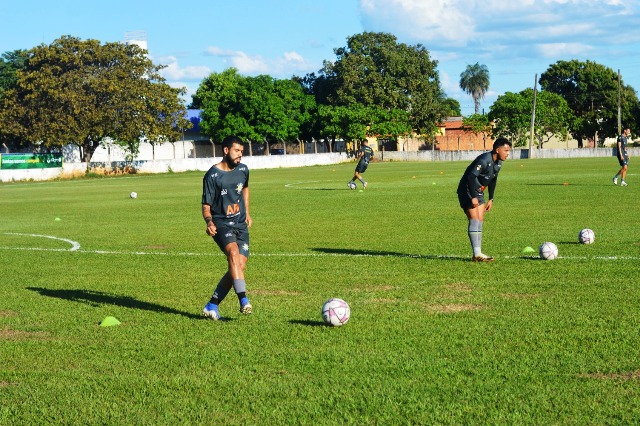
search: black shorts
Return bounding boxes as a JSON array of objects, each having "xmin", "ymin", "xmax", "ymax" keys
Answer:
[
  {"xmin": 355, "ymin": 161, "xmax": 369, "ymax": 173},
  {"xmin": 457, "ymin": 191, "xmax": 485, "ymax": 210},
  {"xmin": 212, "ymin": 222, "xmax": 250, "ymax": 258},
  {"xmin": 619, "ymin": 156, "xmax": 629, "ymax": 167}
]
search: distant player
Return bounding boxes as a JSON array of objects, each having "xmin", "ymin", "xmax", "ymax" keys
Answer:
[
  {"xmin": 457, "ymin": 138, "xmax": 512, "ymax": 262},
  {"xmin": 347, "ymin": 140, "xmax": 374, "ymax": 190},
  {"xmin": 613, "ymin": 128, "xmax": 630, "ymax": 186},
  {"xmin": 201, "ymin": 135, "xmax": 253, "ymax": 320}
]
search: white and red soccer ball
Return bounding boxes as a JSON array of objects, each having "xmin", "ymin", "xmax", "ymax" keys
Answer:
[{"xmin": 322, "ymin": 298, "xmax": 350, "ymax": 326}]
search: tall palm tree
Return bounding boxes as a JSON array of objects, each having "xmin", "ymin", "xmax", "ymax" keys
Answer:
[{"xmin": 459, "ymin": 63, "xmax": 490, "ymax": 114}]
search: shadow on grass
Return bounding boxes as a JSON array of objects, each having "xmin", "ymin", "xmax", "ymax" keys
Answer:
[
  {"xmin": 26, "ymin": 287, "xmax": 202, "ymax": 319},
  {"xmin": 289, "ymin": 319, "xmax": 326, "ymax": 327},
  {"xmin": 311, "ymin": 247, "xmax": 468, "ymax": 261}
]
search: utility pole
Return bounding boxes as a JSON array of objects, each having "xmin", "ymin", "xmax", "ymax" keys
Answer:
[
  {"xmin": 529, "ymin": 74, "xmax": 538, "ymax": 158},
  {"xmin": 617, "ymin": 69, "xmax": 622, "ymax": 136}
]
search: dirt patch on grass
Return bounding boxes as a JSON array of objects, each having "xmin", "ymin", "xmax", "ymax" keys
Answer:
[
  {"xmin": 579, "ymin": 371, "xmax": 640, "ymax": 380},
  {"xmin": 0, "ymin": 328, "xmax": 50, "ymax": 340},
  {"xmin": 0, "ymin": 381, "xmax": 18, "ymax": 388},
  {"xmin": 0, "ymin": 310, "xmax": 18, "ymax": 318},
  {"xmin": 250, "ymin": 289, "xmax": 301, "ymax": 296},
  {"xmin": 424, "ymin": 303, "xmax": 485, "ymax": 314}
]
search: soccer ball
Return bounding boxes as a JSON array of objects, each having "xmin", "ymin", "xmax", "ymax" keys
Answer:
[
  {"xmin": 322, "ymin": 298, "xmax": 350, "ymax": 327},
  {"xmin": 130, "ymin": 192, "xmax": 138, "ymax": 199},
  {"xmin": 539, "ymin": 242, "xmax": 558, "ymax": 260},
  {"xmin": 347, "ymin": 182, "xmax": 357, "ymax": 190},
  {"xmin": 578, "ymin": 228, "xmax": 595, "ymax": 244}
]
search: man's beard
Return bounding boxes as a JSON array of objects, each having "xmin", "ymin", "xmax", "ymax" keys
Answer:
[{"xmin": 225, "ymin": 155, "xmax": 239, "ymax": 169}]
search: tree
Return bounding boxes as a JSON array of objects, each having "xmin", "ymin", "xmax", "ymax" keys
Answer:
[
  {"xmin": 459, "ymin": 63, "xmax": 490, "ymax": 115},
  {"xmin": 488, "ymin": 89, "xmax": 575, "ymax": 148},
  {"xmin": 539, "ymin": 59, "xmax": 639, "ymax": 146},
  {"xmin": 0, "ymin": 50, "xmax": 27, "ymax": 99},
  {"xmin": 442, "ymin": 98, "xmax": 462, "ymax": 117},
  {"xmin": 0, "ymin": 36, "xmax": 190, "ymax": 166},
  {"xmin": 194, "ymin": 69, "xmax": 316, "ymax": 145},
  {"xmin": 304, "ymin": 32, "xmax": 447, "ymax": 136}
]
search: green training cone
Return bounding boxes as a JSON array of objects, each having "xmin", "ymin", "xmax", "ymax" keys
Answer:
[
  {"xmin": 100, "ymin": 316, "xmax": 121, "ymax": 327},
  {"xmin": 522, "ymin": 246, "xmax": 536, "ymax": 254}
]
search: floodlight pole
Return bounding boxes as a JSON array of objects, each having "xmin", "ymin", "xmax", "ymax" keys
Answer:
[{"xmin": 529, "ymin": 74, "xmax": 538, "ymax": 159}]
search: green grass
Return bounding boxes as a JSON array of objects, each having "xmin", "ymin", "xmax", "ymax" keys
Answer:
[{"xmin": 1, "ymin": 157, "xmax": 639, "ymax": 425}]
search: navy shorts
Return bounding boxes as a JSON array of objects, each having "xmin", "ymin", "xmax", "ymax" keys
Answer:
[
  {"xmin": 355, "ymin": 161, "xmax": 369, "ymax": 173},
  {"xmin": 619, "ymin": 156, "xmax": 629, "ymax": 167},
  {"xmin": 458, "ymin": 191, "xmax": 485, "ymax": 210},
  {"xmin": 212, "ymin": 222, "xmax": 250, "ymax": 258}
]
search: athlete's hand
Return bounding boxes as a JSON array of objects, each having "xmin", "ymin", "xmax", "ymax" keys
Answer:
[
  {"xmin": 485, "ymin": 199, "xmax": 493, "ymax": 212},
  {"xmin": 206, "ymin": 222, "xmax": 217, "ymax": 236},
  {"xmin": 246, "ymin": 214, "xmax": 253, "ymax": 228},
  {"xmin": 471, "ymin": 197, "xmax": 479, "ymax": 208}
]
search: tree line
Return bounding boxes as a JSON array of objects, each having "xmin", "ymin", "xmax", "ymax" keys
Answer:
[{"xmin": 1, "ymin": 32, "xmax": 638, "ymax": 163}]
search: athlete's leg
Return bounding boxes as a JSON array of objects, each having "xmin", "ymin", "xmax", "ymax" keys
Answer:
[
  {"xmin": 465, "ymin": 205, "xmax": 486, "ymax": 256},
  {"xmin": 224, "ymin": 242, "xmax": 252, "ymax": 313}
]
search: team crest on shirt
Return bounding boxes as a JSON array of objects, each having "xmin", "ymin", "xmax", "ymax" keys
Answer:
[
  {"xmin": 476, "ymin": 165, "xmax": 482, "ymax": 171},
  {"xmin": 236, "ymin": 183, "xmax": 244, "ymax": 194}
]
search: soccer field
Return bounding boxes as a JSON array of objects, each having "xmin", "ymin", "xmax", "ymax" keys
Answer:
[{"xmin": 1, "ymin": 157, "xmax": 639, "ymax": 424}]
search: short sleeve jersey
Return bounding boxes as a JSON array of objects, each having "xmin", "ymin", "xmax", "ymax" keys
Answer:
[
  {"xmin": 202, "ymin": 164, "xmax": 249, "ymax": 224},
  {"xmin": 457, "ymin": 151, "xmax": 503, "ymax": 199},
  {"xmin": 358, "ymin": 145, "xmax": 374, "ymax": 165},
  {"xmin": 617, "ymin": 134, "xmax": 628, "ymax": 159}
]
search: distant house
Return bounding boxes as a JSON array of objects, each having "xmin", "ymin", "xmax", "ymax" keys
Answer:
[{"xmin": 435, "ymin": 117, "xmax": 489, "ymax": 151}]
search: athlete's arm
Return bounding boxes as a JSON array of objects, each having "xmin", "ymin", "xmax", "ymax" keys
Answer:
[
  {"xmin": 202, "ymin": 204, "xmax": 216, "ymax": 236},
  {"xmin": 242, "ymin": 187, "xmax": 252, "ymax": 228}
]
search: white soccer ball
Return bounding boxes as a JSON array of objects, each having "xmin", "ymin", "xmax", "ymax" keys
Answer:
[
  {"xmin": 322, "ymin": 298, "xmax": 350, "ymax": 327},
  {"xmin": 348, "ymin": 182, "xmax": 357, "ymax": 190},
  {"xmin": 578, "ymin": 228, "xmax": 595, "ymax": 244},
  {"xmin": 539, "ymin": 242, "xmax": 558, "ymax": 260},
  {"xmin": 130, "ymin": 192, "xmax": 138, "ymax": 199}
]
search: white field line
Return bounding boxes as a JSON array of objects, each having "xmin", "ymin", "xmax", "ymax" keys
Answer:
[{"xmin": 1, "ymin": 233, "xmax": 639, "ymax": 260}]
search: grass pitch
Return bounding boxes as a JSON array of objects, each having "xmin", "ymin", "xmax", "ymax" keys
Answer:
[{"xmin": 1, "ymin": 157, "xmax": 639, "ymax": 424}]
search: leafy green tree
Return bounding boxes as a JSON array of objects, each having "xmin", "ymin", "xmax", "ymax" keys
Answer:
[
  {"xmin": 489, "ymin": 89, "xmax": 576, "ymax": 148},
  {"xmin": 194, "ymin": 69, "xmax": 315, "ymax": 145},
  {"xmin": 442, "ymin": 98, "xmax": 462, "ymax": 117},
  {"xmin": 539, "ymin": 59, "xmax": 639, "ymax": 146},
  {"xmin": 462, "ymin": 113, "xmax": 492, "ymax": 136},
  {"xmin": 0, "ymin": 50, "xmax": 27, "ymax": 99},
  {"xmin": 0, "ymin": 36, "xmax": 189, "ymax": 165},
  {"xmin": 460, "ymin": 63, "xmax": 490, "ymax": 115},
  {"xmin": 305, "ymin": 32, "xmax": 446, "ymax": 136}
]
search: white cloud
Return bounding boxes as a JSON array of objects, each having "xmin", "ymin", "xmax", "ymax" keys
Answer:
[
  {"xmin": 536, "ymin": 42, "xmax": 594, "ymax": 58},
  {"xmin": 205, "ymin": 46, "xmax": 315, "ymax": 77},
  {"xmin": 157, "ymin": 56, "xmax": 211, "ymax": 81},
  {"xmin": 358, "ymin": 0, "xmax": 636, "ymax": 50}
]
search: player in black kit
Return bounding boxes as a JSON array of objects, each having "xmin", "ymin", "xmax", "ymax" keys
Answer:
[
  {"xmin": 457, "ymin": 138, "xmax": 512, "ymax": 262},
  {"xmin": 201, "ymin": 136, "xmax": 253, "ymax": 320}
]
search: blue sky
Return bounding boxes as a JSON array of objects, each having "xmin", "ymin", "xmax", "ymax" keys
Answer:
[{"xmin": 2, "ymin": 0, "xmax": 640, "ymax": 116}]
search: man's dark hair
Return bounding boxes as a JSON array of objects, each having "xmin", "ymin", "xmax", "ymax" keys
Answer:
[
  {"xmin": 492, "ymin": 137, "xmax": 512, "ymax": 150},
  {"xmin": 222, "ymin": 135, "xmax": 244, "ymax": 151}
]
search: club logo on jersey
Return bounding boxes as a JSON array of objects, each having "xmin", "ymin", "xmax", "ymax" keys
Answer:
[
  {"xmin": 236, "ymin": 183, "xmax": 244, "ymax": 194},
  {"xmin": 476, "ymin": 164, "xmax": 482, "ymax": 171},
  {"xmin": 221, "ymin": 189, "xmax": 228, "ymax": 196}
]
